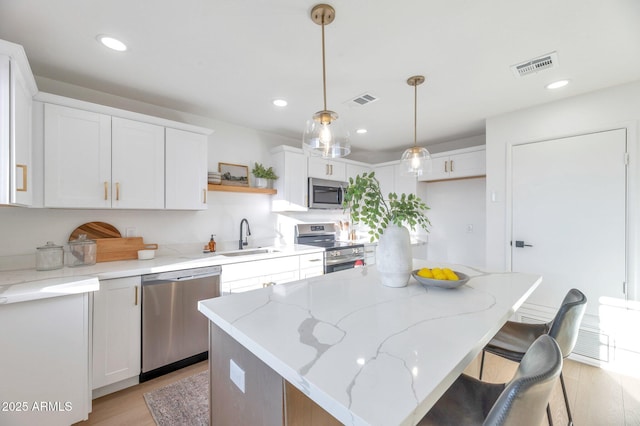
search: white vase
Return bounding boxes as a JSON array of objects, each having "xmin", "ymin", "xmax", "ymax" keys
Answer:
[
  {"xmin": 254, "ymin": 177, "xmax": 267, "ymax": 188},
  {"xmin": 376, "ymin": 224, "xmax": 412, "ymax": 287}
]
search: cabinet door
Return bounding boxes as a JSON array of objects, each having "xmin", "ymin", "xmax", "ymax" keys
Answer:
[
  {"xmin": 92, "ymin": 276, "xmax": 141, "ymax": 389},
  {"xmin": 394, "ymin": 163, "xmax": 417, "ymax": 196},
  {"xmin": 374, "ymin": 164, "xmax": 394, "ymax": 199},
  {"xmin": 165, "ymin": 128, "xmax": 208, "ymax": 210},
  {"xmin": 272, "ymin": 148, "xmax": 308, "ymax": 211},
  {"xmin": 346, "ymin": 163, "xmax": 371, "ymax": 182},
  {"xmin": 111, "ymin": 117, "xmax": 165, "ymax": 209},
  {"xmin": 420, "ymin": 155, "xmax": 450, "ymax": 181},
  {"xmin": 308, "ymin": 157, "xmax": 346, "ymax": 181},
  {"xmin": 44, "ymin": 104, "xmax": 112, "ymax": 208},
  {"xmin": 11, "ymin": 59, "xmax": 32, "ymax": 206},
  {"xmin": 448, "ymin": 149, "xmax": 485, "ymax": 179}
]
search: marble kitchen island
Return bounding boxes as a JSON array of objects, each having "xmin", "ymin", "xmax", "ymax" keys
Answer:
[{"xmin": 198, "ymin": 261, "xmax": 542, "ymax": 426}]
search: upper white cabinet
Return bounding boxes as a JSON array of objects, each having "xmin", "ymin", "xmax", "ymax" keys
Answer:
[
  {"xmin": 45, "ymin": 105, "xmax": 164, "ymax": 209},
  {"xmin": 374, "ymin": 161, "xmax": 417, "ymax": 198},
  {"xmin": 308, "ymin": 157, "xmax": 347, "ymax": 181},
  {"xmin": 271, "ymin": 145, "xmax": 308, "ymax": 211},
  {"xmin": 111, "ymin": 117, "xmax": 165, "ymax": 209},
  {"xmin": 165, "ymin": 128, "xmax": 208, "ymax": 210},
  {"xmin": 345, "ymin": 161, "xmax": 371, "ymax": 182},
  {"xmin": 0, "ymin": 40, "xmax": 38, "ymax": 206},
  {"xmin": 44, "ymin": 104, "xmax": 112, "ymax": 208},
  {"xmin": 419, "ymin": 147, "xmax": 485, "ymax": 182},
  {"xmin": 43, "ymin": 99, "xmax": 211, "ymax": 209}
]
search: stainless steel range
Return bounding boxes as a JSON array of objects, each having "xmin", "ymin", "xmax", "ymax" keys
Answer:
[{"xmin": 295, "ymin": 223, "xmax": 365, "ymax": 273}]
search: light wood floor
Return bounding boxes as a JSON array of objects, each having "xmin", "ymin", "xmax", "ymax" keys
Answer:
[{"xmin": 77, "ymin": 355, "xmax": 640, "ymax": 425}]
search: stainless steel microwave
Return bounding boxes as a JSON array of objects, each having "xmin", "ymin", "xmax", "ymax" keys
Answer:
[{"xmin": 308, "ymin": 178, "xmax": 347, "ymax": 209}]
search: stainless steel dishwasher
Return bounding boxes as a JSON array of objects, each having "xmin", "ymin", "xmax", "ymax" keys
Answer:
[{"xmin": 140, "ymin": 265, "xmax": 221, "ymax": 382}]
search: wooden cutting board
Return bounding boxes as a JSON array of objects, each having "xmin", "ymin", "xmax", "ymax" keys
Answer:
[
  {"xmin": 69, "ymin": 222, "xmax": 122, "ymax": 241},
  {"xmin": 95, "ymin": 237, "xmax": 158, "ymax": 262}
]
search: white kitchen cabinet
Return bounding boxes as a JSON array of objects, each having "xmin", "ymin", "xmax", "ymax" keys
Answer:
[
  {"xmin": 308, "ymin": 156, "xmax": 347, "ymax": 181},
  {"xmin": 165, "ymin": 127, "xmax": 208, "ymax": 210},
  {"xmin": 346, "ymin": 161, "xmax": 371, "ymax": 182},
  {"xmin": 92, "ymin": 276, "xmax": 141, "ymax": 392},
  {"xmin": 111, "ymin": 117, "xmax": 165, "ymax": 209},
  {"xmin": 45, "ymin": 104, "xmax": 166, "ymax": 209},
  {"xmin": 271, "ymin": 145, "xmax": 308, "ymax": 211},
  {"xmin": 44, "ymin": 104, "xmax": 112, "ymax": 208},
  {"xmin": 221, "ymin": 256, "xmax": 301, "ymax": 294},
  {"xmin": 373, "ymin": 161, "xmax": 416, "ymax": 198},
  {"xmin": 299, "ymin": 252, "xmax": 324, "ymax": 278},
  {"xmin": 419, "ymin": 147, "xmax": 485, "ymax": 182},
  {"xmin": 0, "ymin": 41, "xmax": 37, "ymax": 206}
]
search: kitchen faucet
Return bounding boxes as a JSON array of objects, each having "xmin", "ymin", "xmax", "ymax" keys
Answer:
[{"xmin": 239, "ymin": 218, "xmax": 251, "ymax": 249}]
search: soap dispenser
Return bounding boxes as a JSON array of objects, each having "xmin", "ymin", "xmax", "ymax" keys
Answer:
[{"xmin": 208, "ymin": 234, "xmax": 216, "ymax": 253}]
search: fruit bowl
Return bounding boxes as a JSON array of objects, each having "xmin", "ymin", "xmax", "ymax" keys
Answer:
[{"xmin": 411, "ymin": 269, "xmax": 470, "ymax": 289}]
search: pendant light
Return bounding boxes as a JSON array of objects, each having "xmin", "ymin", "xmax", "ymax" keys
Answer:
[
  {"xmin": 400, "ymin": 75, "xmax": 430, "ymax": 176},
  {"xmin": 302, "ymin": 4, "xmax": 350, "ymax": 158}
]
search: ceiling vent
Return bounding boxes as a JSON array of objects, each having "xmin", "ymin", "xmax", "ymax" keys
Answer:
[
  {"xmin": 511, "ymin": 51, "xmax": 559, "ymax": 78},
  {"xmin": 346, "ymin": 92, "xmax": 379, "ymax": 107}
]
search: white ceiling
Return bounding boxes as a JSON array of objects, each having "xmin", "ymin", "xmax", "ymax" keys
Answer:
[{"xmin": 1, "ymin": 0, "xmax": 639, "ymax": 161}]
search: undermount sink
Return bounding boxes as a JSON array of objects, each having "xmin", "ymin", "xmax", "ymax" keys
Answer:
[{"xmin": 221, "ymin": 248, "xmax": 281, "ymax": 257}]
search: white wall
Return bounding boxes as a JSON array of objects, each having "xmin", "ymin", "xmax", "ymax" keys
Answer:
[
  {"xmin": 416, "ymin": 178, "xmax": 486, "ymax": 267},
  {"xmin": 0, "ymin": 79, "xmax": 299, "ymax": 267},
  {"xmin": 485, "ymin": 80, "xmax": 640, "ymax": 299}
]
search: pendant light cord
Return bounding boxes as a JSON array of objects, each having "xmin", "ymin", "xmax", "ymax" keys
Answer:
[
  {"xmin": 413, "ymin": 81, "xmax": 417, "ymax": 147},
  {"xmin": 321, "ymin": 20, "xmax": 327, "ymax": 111}
]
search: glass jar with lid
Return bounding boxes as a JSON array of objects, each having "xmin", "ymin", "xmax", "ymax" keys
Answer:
[
  {"xmin": 36, "ymin": 241, "xmax": 64, "ymax": 271},
  {"xmin": 67, "ymin": 234, "xmax": 97, "ymax": 267}
]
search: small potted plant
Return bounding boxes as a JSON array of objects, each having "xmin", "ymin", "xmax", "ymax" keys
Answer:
[
  {"xmin": 251, "ymin": 162, "xmax": 278, "ymax": 188},
  {"xmin": 343, "ymin": 172, "xmax": 430, "ymax": 287}
]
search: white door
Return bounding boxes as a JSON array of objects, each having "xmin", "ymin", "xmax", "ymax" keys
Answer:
[{"xmin": 511, "ymin": 129, "xmax": 627, "ymax": 317}]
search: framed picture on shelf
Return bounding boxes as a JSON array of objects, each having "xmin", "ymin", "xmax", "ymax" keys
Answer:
[{"xmin": 218, "ymin": 162, "xmax": 249, "ymax": 186}]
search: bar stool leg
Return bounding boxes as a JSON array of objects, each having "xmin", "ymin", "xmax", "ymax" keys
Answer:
[
  {"xmin": 479, "ymin": 349, "xmax": 486, "ymax": 380},
  {"xmin": 559, "ymin": 371, "xmax": 573, "ymax": 426},
  {"xmin": 547, "ymin": 404, "xmax": 554, "ymax": 426}
]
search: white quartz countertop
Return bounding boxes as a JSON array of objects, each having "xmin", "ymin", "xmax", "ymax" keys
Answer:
[
  {"xmin": 198, "ymin": 261, "xmax": 542, "ymax": 426},
  {"xmin": 0, "ymin": 244, "xmax": 323, "ymax": 304}
]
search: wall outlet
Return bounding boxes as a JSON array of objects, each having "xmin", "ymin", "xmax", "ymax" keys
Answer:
[
  {"xmin": 466, "ymin": 224, "xmax": 474, "ymax": 233},
  {"xmin": 229, "ymin": 359, "xmax": 245, "ymax": 393},
  {"xmin": 125, "ymin": 227, "xmax": 137, "ymax": 237}
]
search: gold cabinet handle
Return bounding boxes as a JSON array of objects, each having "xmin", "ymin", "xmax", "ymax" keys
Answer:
[
  {"xmin": 444, "ymin": 161, "xmax": 448, "ymax": 173},
  {"xmin": 330, "ymin": 164, "xmax": 333, "ymax": 175},
  {"xmin": 16, "ymin": 164, "xmax": 27, "ymax": 192},
  {"xmin": 450, "ymin": 160, "xmax": 454, "ymax": 172},
  {"xmin": 104, "ymin": 181, "xmax": 108, "ymax": 200},
  {"xmin": 325, "ymin": 164, "xmax": 329, "ymax": 175},
  {"xmin": 134, "ymin": 285, "xmax": 139, "ymax": 306},
  {"xmin": 203, "ymin": 188, "xmax": 207, "ymax": 204},
  {"xmin": 115, "ymin": 182, "xmax": 120, "ymax": 201}
]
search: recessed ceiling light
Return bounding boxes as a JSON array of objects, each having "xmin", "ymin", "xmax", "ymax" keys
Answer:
[
  {"xmin": 356, "ymin": 128, "xmax": 367, "ymax": 134},
  {"xmin": 97, "ymin": 35, "xmax": 127, "ymax": 52},
  {"xmin": 546, "ymin": 80, "xmax": 569, "ymax": 90},
  {"xmin": 273, "ymin": 99, "xmax": 287, "ymax": 107}
]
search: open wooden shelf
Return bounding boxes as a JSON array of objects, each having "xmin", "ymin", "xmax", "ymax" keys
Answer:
[{"xmin": 208, "ymin": 184, "xmax": 277, "ymax": 195}]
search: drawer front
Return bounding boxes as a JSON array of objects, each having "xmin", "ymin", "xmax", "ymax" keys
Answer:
[{"xmin": 299, "ymin": 253, "xmax": 324, "ymax": 269}]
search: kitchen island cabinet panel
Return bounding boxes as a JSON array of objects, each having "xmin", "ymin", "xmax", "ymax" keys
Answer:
[
  {"xmin": 44, "ymin": 103, "xmax": 112, "ymax": 208},
  {"xmin": 165, "ymin": 127, "xmax": 208, "ymax": 210},
  {"xmin": 92, "ymin": 276, "xmax": 141, "ymax": 393}
]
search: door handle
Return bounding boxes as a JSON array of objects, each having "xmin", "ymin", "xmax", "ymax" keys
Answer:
[{"xmin": 513, "ymin": 240, "xmax": 533, "ymax": 248}]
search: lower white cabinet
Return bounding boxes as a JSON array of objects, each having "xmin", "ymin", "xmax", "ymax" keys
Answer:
[
  {"xmin": 92, "ymin": 276, "xmax": 141, "ymax": 391},
  {"xmin": 299, "ymin": 252, "xmax": 324, "ymax": 278},
  {"xmin": 222, "ymin": 256, "xmax": 301, "ymax": 294}
]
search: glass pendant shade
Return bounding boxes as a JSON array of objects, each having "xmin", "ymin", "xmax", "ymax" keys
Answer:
[
  {"xmin": 400, "ymin": 146, "xmax": 430, "ymax": 177},
  {"xmin": 303, "ymin": 110, "xmax": 351, "ymax": 158}
]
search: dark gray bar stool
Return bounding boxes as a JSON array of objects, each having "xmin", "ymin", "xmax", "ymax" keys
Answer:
[
  {"xmin": 479, "ymin": 288, "xmax": 587, "ymax": 426},
  {"xmin": 419, "ymin": 334, "xmax": 562, "ymax": 426}
]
